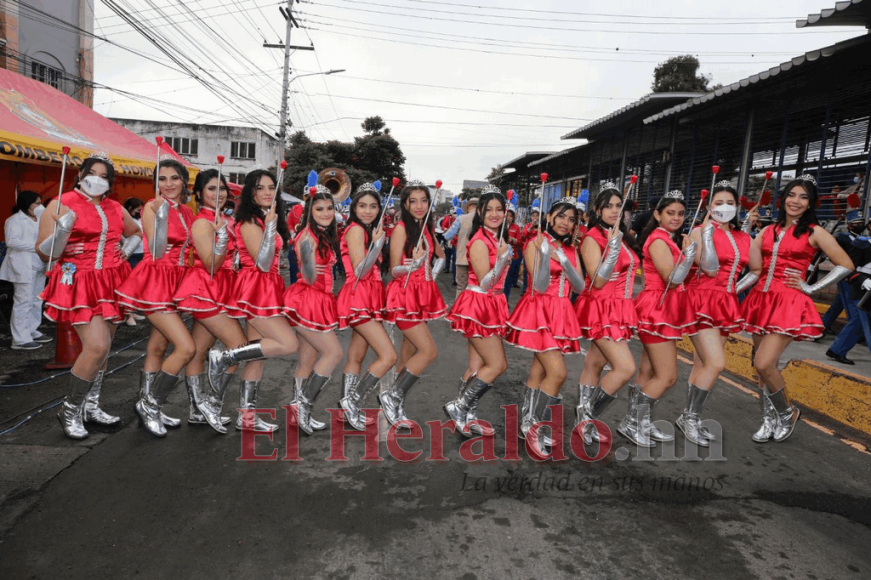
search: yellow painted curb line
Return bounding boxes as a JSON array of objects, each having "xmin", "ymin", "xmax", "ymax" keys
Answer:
[{"xmin": 814, "ymin": 301, "xmax": 846, "ymax": 320}]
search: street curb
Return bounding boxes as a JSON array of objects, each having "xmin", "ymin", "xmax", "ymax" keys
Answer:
[{"xmin": 677, "ymin": 335, "xmax": 871, "ymax": 437}]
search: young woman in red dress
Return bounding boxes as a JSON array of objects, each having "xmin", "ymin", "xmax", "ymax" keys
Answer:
[
  {"xmin": 623, "ymin": 191, "xmax": 698, "ymax": 448},
  {"xmin": 336, "ymin": 182, "xmax": 397, "ymax": 431},
  {"xmin": 680, "ymin": 182, "xmax": 756, "ymax": 446},
  {"xmin": 381, "ymin": 181, "xmax": 448, "ymax": 428},
  {"xmin": 284, "ymin": 185, "xmax": 344, "ymax": 435},
  {"xmin": 445, "ymin": 186, "xmax": 512, "ymax": 437},
  {"xmin": 740, "ymin": 176, "xmax": 852, "ymax": 442},
  {"xmin": 505, "ymin": 197, "xmax": 585, "ymax": 458},
  {"xmin": 37, "ymin": 153, "xmax": 141, "ymax": 439},
  {"xmin": 572, "ymin": 184, "xmax": 640, "ymax": 447}
]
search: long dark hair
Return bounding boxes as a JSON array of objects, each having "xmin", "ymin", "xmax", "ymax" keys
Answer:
[
  {"xmin": 638, "ymin": 194, "xmax": 687, "ymax": 250},
  {"xmin": 399, "ymin": 184, "xmax": 435, "ymax": 258},
  {"xmin": 347, "ymin": 188, "xmax": 388, "ymax": 273},
  {"xmin": 545, "ymin": 200, "xmax": 579, "ymax": 245},
  {"xmin": 151, "ymin": 159, "xmax": 189, "ymax": 204},
  {"xmin": 588, "ymin": 189, "xmax": 638, "ymax": 252},
  {"xmin": 235, "ymin": 169, "xmax": 289, "ymax": 243},
  {"xmin": 12, "ymin": 190, "xmax": 40, "ymax": 215},
  {"xmin": 709, "ymin": 184, "xmax": 740, "ymax": 229},
  {"xmin": 193, "ymin": 168, "xmax": 230, "ymax": 209},
  {"xmin": 469, "ymin": 191, "xmax": 509, "ymax": 242},
  {"xmin": 299, "ymin": 187, "xmax": 339, "ymax": 260},
  {"xmin": 75, "ymin": 156, "xmax": 116, "ymax": 194},
  {"xmin": 776, "ymin": 177, "xmax": 819, "ymax": 239}
]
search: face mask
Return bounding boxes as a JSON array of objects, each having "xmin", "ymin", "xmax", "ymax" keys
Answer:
[
  {"xmin": 33, "ymin": 204, "xmax": 45, "ymax": 217},
  {"xmin": 711, "ymin": 204, "xmax": 737, "ymax": 223},
  {"xmin": 854, "ymin": 176, "xmax": 861, "ymax": 184},
  {"xmin": 80, "ymin": 175, "xmax": 110, "ymax": 197}
]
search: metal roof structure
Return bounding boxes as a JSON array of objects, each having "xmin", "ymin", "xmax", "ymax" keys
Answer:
[
  {"xmin": 529, "ymin": 144, "xmax": 590, "ymax": 168},
  {"xmin": 502, "ymin": 151, "xmax": 555, "ymax": 169},
  {"xmin": 796, "ymin": 0, "xmax": 871, "ymax": 28},
  {"xmin": 643, "ymin": 34, "xmax": 871, "ymax": 125},
  {"xmin": 560, "ymin": 93, "xmax": 703, "ymax": 140}
]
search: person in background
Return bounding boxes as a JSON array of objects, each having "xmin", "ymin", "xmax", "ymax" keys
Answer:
[
  {"xmin": 503, "ymin": 206, "xmax": 523, "ymax": 299},
  {"xmin": 444, "ymin": 195, "xmax": 479, "ymax": 297},
  {"xmin": 520, "ymin": 208, "xmax": 541, "ymax": 295},
  {"xmin": 439, "ymin": 210, "xmax": 456, "ymax": 285},
  {"xmin": 630, "ymin": 195, "xmax": 660, "ymax": 238},
  {"xmin": 1, "ymin": 190, "xmax": 49, "ymax": 349},
  {"xmin": 122, "ymin": 197, "xmax": 145, "ymax": 326}
]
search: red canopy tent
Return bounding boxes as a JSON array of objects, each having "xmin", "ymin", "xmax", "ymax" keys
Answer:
[{"xmin": 0, "ymin": 68, "xmax": 197, "ymax": 240}]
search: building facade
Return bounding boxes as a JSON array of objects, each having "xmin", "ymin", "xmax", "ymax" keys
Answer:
[
  {"xmin": 0, "ymin": 0, "xmax": 94, "ymax": 107},
  {"xmin": 110, "ymin": 118, "xmax": 281, "ymax": 183}
]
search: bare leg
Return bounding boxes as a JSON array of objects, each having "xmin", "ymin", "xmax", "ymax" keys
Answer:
[
  {"xmin": 186, "ymin": 321, "xmax": 218, "ymax": 376},
  {"xmin": 344, "ymin": 330, "xmax": 369, "ymax": 375},
  {"xmin": 595, "ymin": 339, "xmax": 637, "ymax": 396},
  {"xmin": 351, "ymin": 321, "xmax": 398, "ymax": 378},
  {"xmin": 295, "ymin": 328, "xmax": 343, "ymax": 378},
  {"xmin": 638, "ymin": 341, "xmax": 679, "ymax": 399},
  {"xmin": 689, "ymin": 329, "xmax": 728, "ymax": 390},
  {"xmin": 241, "ymin": 323, "xmax": 263, "ymax": 382},
  {"xmin": 143, "ymin": 327, "xmax": 168, "ymax": 373},
  {"xmin": 534, "ymin": 350, "xmax": 567, "ymax": 397},
  {"xmin": 146, "ymin": 312, "xmax": 196, "ymax": 375},
  {"xmin": 578, "ymin": 342, "xmax": 607, "ymax": 387},
  {"xmin": 399, "ymin": 322, "xmax": 438, "ymax": 376},
  {"xmin": 753, "ymin": 333, "xmax": 794, "ymax": 394},
  {"xmin": 465, "ymin": 342, "xmax": 484, "ymax": 381},
  {"xmin": 468, "ymin": 336, "xmax": 507, "ymax": 384},
  {"xmin": 72, "ymin": 317, "xmax": 113, "ymax": 380},
  {"xmin": 397, "ymin": 335, "xmax": 416, "ymax": 374}
]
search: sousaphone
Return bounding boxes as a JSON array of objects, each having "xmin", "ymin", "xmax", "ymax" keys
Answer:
[{"xmin": 317, "ymin": 167, "xmax": 352, "ymax": 203}]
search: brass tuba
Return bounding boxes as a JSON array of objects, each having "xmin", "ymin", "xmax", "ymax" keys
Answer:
[{"xmin": 317, "ymin": 167, "xmax": 352, "ymax": 204}]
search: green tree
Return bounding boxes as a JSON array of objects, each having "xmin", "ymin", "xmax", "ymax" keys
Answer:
[{"xmin": 651, "ymin": 55, "xmax": 711, "ymax": 93}]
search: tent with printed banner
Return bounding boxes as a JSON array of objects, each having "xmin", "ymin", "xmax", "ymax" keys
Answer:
[{"xmin": 0, "ymin": 68, "xmax": 197, "ymax": 240}]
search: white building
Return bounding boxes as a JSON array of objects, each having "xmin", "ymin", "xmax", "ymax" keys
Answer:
[
  {"xmin": 110, "ymin": 118, "xmax": 281, "ymax": 184},
  {"xmin": 428, "ymin": 185, "xmax": 452, "ymax": 205}
]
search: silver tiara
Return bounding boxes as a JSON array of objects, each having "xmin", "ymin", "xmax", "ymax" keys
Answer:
[
  {"xmin": 158, "ymin": 153, "xmax": 177, "ymax": 161},
  {"xmin": 481, "ymin": 184, "xmax": 501, "ymax": 196},
  {"xmin": 797, "ymin": 174, "xmax": 817, "ymax": 186},
  {"xmin": 87, "ymin": 151, "xmax": 114, "ymax": 167},
  {"xmin": 715, "ymin": 180, "xmax": 733, "ymax": 188},
  {"xmin": 309, "ymin": 184, "xmax": 332, "ymax": 196},
  {"xmin": 406, "ymin": 179, "xmax": 426, "ymax": 188},
  {"xmin": 600, "ymin": 181, "xmax": 619, "ymax": 193},
  {"xmin": 554, "ymin": 196, "xmax": 580, "ymax": 208},
  {"xmin": 664, "ymin": 190, "xmax": 684, "ymax": 200},
  {"xmin": 356, "ymin": 182, "xmax": 378, "ymax": 194}
]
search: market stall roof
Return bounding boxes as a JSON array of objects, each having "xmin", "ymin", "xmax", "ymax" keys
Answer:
[
  {"xmin": 796, "ymin": 0, "xmax": 871, "ymax": 28},
  {"xmin": 0, "ymin": 68, "xmax": 193, "ymax": 179}
]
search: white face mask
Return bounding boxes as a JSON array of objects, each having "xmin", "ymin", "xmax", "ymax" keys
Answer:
[
  {"xmin": 711, "ymin": 204, "xmax": 737, "ymax": 223},
  {"xmin": 33, "ymin": 204, "xmax": 45, "ymax": 217},
  {"xmin": 80, "ymin": 175, "xmax": 110, "ymax": 197}
]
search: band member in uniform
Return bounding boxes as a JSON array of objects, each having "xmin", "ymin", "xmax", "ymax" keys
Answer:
[
  {"xmin": 382, "ymin": 181, "xmax": 448, "ymax": 427},
  {"xmin": 740, "ymin": 175, "xmax": 853, "ymax": 442},
  {"xmin": 336, "ymin": 182, "xmax": 397, "ymax": 431},
  {"xmin": 503, "ymin": 205, "xmax": 523, "ymax": 300},
  {"xmin": 624, "ymin": 191, "xmax": 698, "ymax": 448},
  {"xmin": 445, "ymin": 186, "xmax": 512, "ymax": 437},
  {"xmin": 506, "ymin": 197, "xmax": 585, "ymax": 458},
  {"xmin": 573, "ymin": 184, "xmax": 640, "ymax": 446},
  {"xmin": 38, "ymin": 152, "xmax": 141, "ymax": 439}
]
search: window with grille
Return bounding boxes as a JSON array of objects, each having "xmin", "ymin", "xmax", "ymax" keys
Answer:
[
  {"xmin": 166, "ymin": 137, "xmax": 198, "ymax": 156},
  {"xmin": 228, "ymin": 172, "xmax": 245, "ymax": 184},
  {"xmin": 31, "ymin": 62, "xmax": 62, "ymax": 90},
  {"xmin": 231, "ymin": 141, "xmax": 256, "ymax": 160}
]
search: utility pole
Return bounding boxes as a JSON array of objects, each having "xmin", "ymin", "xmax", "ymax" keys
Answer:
[{"xmin": 276, "ymin": 0, "xmax": 294, "ymax": 173}]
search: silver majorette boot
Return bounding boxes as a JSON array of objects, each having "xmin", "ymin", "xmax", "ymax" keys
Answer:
[
  {"xmin": 57, "ymin": 372, "xmax": 93, "ymax": 439},
  {"xmin": 135, "ymin": 371, "xmax": 179, "ymax": 437},
  {"xmin": 236, "ymin": 380, "xmax": 279, "ymax": 433},
  {"xmin": 577, "ymin": 386, "xmax": 617, "ymax": 445},
  {"xmin": 187, "ymin": 372, "xmax": 231, "ymax": 431},
  {"xmin": 766, "ymin": 388, "xmax": 801, "ymax": 442},
  {"xmin": 519, "ymin": 386, "xmax": 537, "ymax": 440},
  {"xmin": 617, "ymin": 387, "xmax": 656, "ymax": 448},
  {"xmin": 676, "ymin": 383, "xmax": 712, "ymax": 447},
  {"xmin": 207, "ymin": 340, "xmax": 264, "ymax": 389},
  {"xmin": 378, "ymin": 369, "xmax": 420, "ymax": 428},
  {"xmin": 290, "ymin": 372, "xmax": 330, "ymax": 435},
  {"xmin": 577, "ymin": 383, "xmax": 595, "ymax": 415},
  {"xmin": 341, "ymin": 372, "xmax": 381, "ymax": 431},
  {"xmin": 526, "ymin": 390, "xmax": 561, "ymax": 459},
  {"xmin": 139, "ymin": 370, "xmax": 181, "ymax": 428},
  {"xmin": 293, "ymin": 376, "xmax": 327, "ymax": 431},
  {"xmin": 629, "ymin": 383, "xmax": 673, "ymax": 442},
  {"xmin": 751, "ymin": 386, "xmax": 776, "ymax": 443},
  {"xmin": 83, "ymin": 369, "xmax": 121, "ymax": 426},
  {"xmin": 685, "ymin": 381, "xmax": 718, "ymax": 441},
  {"xmin": 444, "ymin": 377, "xmax": 494, "ymax": 438}
]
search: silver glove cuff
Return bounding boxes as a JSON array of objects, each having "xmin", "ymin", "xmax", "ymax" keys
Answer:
[
  {"xmin": 150, "ymin": 199, "xmax": 170, "ymax": 259},
  {"xmin": 213, "ymin": 224, "xmax": 229, "ymax": 257},
  {"xmin": 800, "ymin": 265, "xmax": 852, "ymax": 295},
  {"xmin": 735, "ymin": 272, "xmax": 759, "ymax": 294},
  {"xmin": 532, "ymin": 238, "xmax": 551, "ymax": 294},
  {"xmin": 354, "ymin": 234, "xmax": 386, "ymax": 280},
  {"xmin": 741, "ymin": 217, "xmax": 752, "ymax": 234},
  {"xmin": 391, "ymin": 254, "xmax": 425, "ymax": 277},
  {"xmin": 699, "ymin": 224, "xmax": 720, "ymax": 274},
  {"xmin": 669, "ymin": 242, "xmax": 698, "ymax": 286},
  {"xmin": 596, "ymin": 233, "xmax": 623, "ymax": 283},
  {"xmin": 38, "ymin": 210, "xmax": 77, "ymax": 258},
  {"xmin": 120, "ymin": 234, "xmax": 141, "ymax": 260},
  {"xmin": 431, "ymin": 257, "xmax": 446, "ymax": 277},
  {"xmin": 555, "ymin": 248, "xmax": 585, "ymax": 294},
  {"xmin": 479, "ymin": 248, "xmax": 511, "ymax": 292},
  {"xmin": 255, "ymin": 218, "xmax": 277, "ymax": 272},
  {"xmin": 298, "ymin": 236, "xmax": 317, "ymax": 285}
]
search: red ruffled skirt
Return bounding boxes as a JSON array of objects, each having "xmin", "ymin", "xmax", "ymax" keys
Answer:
[
  {"xmin": 284, "ymin": 283, "xmax": 338, "ymax": 332},
  {"xmin": 447, "ymin": 291, "xmax": 509, "ymax": 338},
  {"xmin": 742, "ymin": 288, "xmax": 823, "ymax": 341},
  {"xmin": 384, "ymin": 278, "xmax": 447, "ymax": 329},
  {"xmin": 42, "ymin": 263, "xmax": 130, "ymax": 325},
  {"xmin": 574, "ymin": 295, "xmax": 637, "ymax": 342},
  {"xmin": 337, "ymin": 278, "xmax": 385, "ymax": 329},
  {"xmin": 689, "ymin": 288, "xmax": 744, "ymax": 334},
  {"xmin": 505, "ymin": 293, "xmax": 582, "ymax": 353},
  {"xmin": 634, "ymin": 288, "xmax": 697, "ymax": 340},
  {"xmin": 174, "ymin": 267, "xmax": 235, "ymax": 319},
  {"xmin": 116, "ymin": 262, "xmax": 185, "ymax": 314},
  {"xmin": 227, "ymin": 269, "xmax": 286, "ymax": 319}
]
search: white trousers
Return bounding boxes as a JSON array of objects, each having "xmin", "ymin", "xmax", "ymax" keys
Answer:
[{"xmin": 11, "ymin": 277, "xmax": 45, "ymax": 345}]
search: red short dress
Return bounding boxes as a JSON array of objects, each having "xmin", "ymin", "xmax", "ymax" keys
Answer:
[
  {"xmin": 573, "ymin": 226, "xmax": 639, "ymax": 342},
  {"xmin": 742, "ymin": 224, "xmax": 824, "ymax": 340},
  {"xmin": 283, "ymin": 226, "xmax": 339, "ymax": 332},
  {"xmin": 41, "ymin": 190, "xmax": 131, "ymax": 325},
  {"xmin": 505, "ymin": 234, "xmax": 583, "ymax": 353},
  {"xmin": 447, "ymin": 228, "xmax": 510, "ymax": 338},
  {"xmin": 336, "ymin": 222, "xmax": 385, "ymax": 329},
  {"xmin": 116, "ymin": 198, "xmax": 192, "ymax": 314},
  {"xmin": 384, "ymin": 223, "xmax": 448, "ymax": 330},
  {"xmin": 173, "ymin": 208, "xmax": 237, "ymax": 320},
  {"xmin": 685, "ymin": 225, "xmax": 750, "ymax": 335},
  {"xmin": 634, "ymin": 227, "xmax": 698, "ymax": 342},
  {"xmin": 227, "ymin": 217, "xmax": 286, "ymax": 319}
]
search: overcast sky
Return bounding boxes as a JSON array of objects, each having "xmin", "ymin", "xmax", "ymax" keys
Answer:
[{"xmin": 92, "ymin": 0, "xmax": 862, "ymax": 194}]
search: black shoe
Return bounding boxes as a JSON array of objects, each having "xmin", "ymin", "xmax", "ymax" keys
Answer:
[{"xmin": 825, "ymin": 348, "xmax": 854, "ymax": 365}]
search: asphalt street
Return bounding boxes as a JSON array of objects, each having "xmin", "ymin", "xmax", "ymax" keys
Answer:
[{"xmin": 1, "ymin": 275, "xmax": 869, "ymax": 579}]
